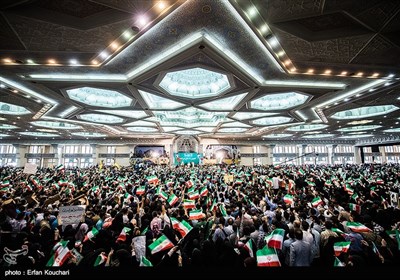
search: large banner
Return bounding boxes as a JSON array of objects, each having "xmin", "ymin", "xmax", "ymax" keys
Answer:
[
  {"xmin": 23, "ymin": 163, "xmax": 37, "ymax": 174},
  {"xmin": 59, "ymin": 205, "xmax": 86, "ymax": 226},
  {"xmin": 174, "ymin": 152, "xmax": 200, "ymax": 165}
]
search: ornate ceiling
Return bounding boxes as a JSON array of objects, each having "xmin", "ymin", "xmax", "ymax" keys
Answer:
[{"xmin": 0, "ymin": 0, "xmax": 399, "ymax": 144}]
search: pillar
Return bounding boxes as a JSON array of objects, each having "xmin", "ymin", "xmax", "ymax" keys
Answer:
[
  {"xmin": 264, "ymin": 144, "xmax": 274, "ymax": 165},
  {"xmin": 379, "ymin": 146, "xmax": 387, "ymax": 164},
  {"xmin": 327, "ymin": 144, "xmax": 336, "ymax": 165},
  {"xmin": 14, "ymin": 144, "xmax": 27, "ymax": 168},
  {"xmin": 91, "ymin": 144, "xmax": 98, "ymax": 165},
  {"xmin": 354, "ymin": 146, "xmax": 362, "ymax": 164}
]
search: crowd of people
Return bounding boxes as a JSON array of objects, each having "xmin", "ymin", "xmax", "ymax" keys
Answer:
[{"xmin": 0, "ymin": 162, "xmax": 399, "ymax": 269}]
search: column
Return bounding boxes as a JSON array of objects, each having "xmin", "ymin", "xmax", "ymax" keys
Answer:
[
  {"xmin": 354, "ymin": 146, "xmax": 362, "ymax": 164},
  {"xmin": 327, "ymin": 144, "xmax": 336, "ymax": 165},
  {"xmin": 264, "ymin": 144, "xmax": 275, "ymax": 165},
  {"xmin": 14, "ymin": 144, "xmax": 27, "ymax": 168},
  {"xmin": 91, "ymin": 144, "xmax": 98, "ymax": 165},
  {"xmin": 57, "ymin": 145, "xmax": 63, "ymax": 165},
  {"xmin": 51, "ymin": 144, "xmax": 58, "ymax": 168},
  {"xmin": 297, "ymin": 144, "xmax": 307, "ymax": 165},
  {"xmin": 379, "ymin": 146, "xmax": 387, "ymax": 164}
]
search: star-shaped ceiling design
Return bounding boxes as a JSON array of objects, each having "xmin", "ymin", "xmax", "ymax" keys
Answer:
[{"xmin": 0, "ymin": 0, "xmax": 399, "ymax": 143}]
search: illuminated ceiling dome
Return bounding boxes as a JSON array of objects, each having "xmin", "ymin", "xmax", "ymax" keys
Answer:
[
  {"xmin": 250, "ymin": 92, "xmax": 309, "ymax": 111},
  {"xmin": 31, "ymin": 121, "xmax": 81, "ymax": 129},
  {"xmin": 331, "ymin": 105, "xmax": 398, "ymax": 119},
  {"xmin": 287, "ymin": 124, "xmax": 328, "ymax": 131},
  {"xmin": 159, "ymin": 67, "xmax": 232, "ymax": 98},
  {"xmin": 78, "ymin": 113, "xmax": 124, "ymax": 124},
  {"xmin": 0, "ymin": 102, "xmax": 30, "ymax": 115},
  {"xmin": 251, "ymin": 116, "xmax": 292, "ymax": 126},
  {"xmin": 66, "ymin": 87, "xmax": 132, "ymax": 108},
  {"xmin": 337, "ymin": 125, "xmax": 381, "ymax": 132}
]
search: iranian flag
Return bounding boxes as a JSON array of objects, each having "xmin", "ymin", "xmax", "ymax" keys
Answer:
[
  {"xmin": 334, "ymin": 257, "xmax": 345, "ymax": 267},
  {"xmin": 189, "ymin": 209, "xmax": 205, "ymax": 220},
  {"xmin": 0, "ymin": 180, "xmax": 10, "ymax": 187},
  {"xmin": 46, "ymin": 240, "xmax": 71, "ymax": 267},
  {"xmin": 148, "ymin": 234, "xmax": 174, "ymax": 254},
  {"xmin": 116, "ymin": 227, "xmax": 131, "ymax": 243},
  {"xmin": 349, "ymin": 203, "xmax": 361, "ymax": 214},
  {"xmin": 235, "ymin": 179, "xmax": 243, "ymax": 185},
  {"xmin": 83, "ymin": 228, "xmax": 99, "ymax": 242},
  {"xmin": 147, "ymin": 175, "xmax": 159, "ymax": 185},
  {"xmin": 332, "ymin": 228, "xmax": 345, "ymax": 235},
  {"xmin": 94, "ymin": 252, "xmax": 107, "ymax": 267},
  {"xmin": 376, "ymin": 178, "xmax": 384, "ymax": 185},
  {"xmin": 210, "ymin": 199, "xmax": 218, "ymax": 211},
  {"xmin": 333, "ymin": 241, "xmax": 351, "ymax": 256},
  {"xmin": 345, "ymin": 222, "xmax": 372, "ymax": 233},
  {"xmin": 136, "ymin": 186, "xmax": 146, "ymax": 195},
  {"xmin": 344, "ymin": 184, "xmax": 354, "ymax": 195},
  {"xmin": 58, "ymin": 179, "xmax": 68, "ymax": 187},
  {"xmin": 140, "ymin": 256, "xmax": 153, "ymax": 267},
  {"xmin": 159, "ymin": 191, "xmax": 169, "ymax": 200},
  {"xmin": 256, "ymin": 246, "xmax": 281, "ymax": 267},
  {"xmin": 200, "ymin": 187, "xmax": 208, "ymax": 197},
  {"xmin": 172, "ymin": 218, "xmax": 193, "ymax": 238},
  {"xmin": 166, "ymin": 180, "xmax": 174, "ymax": 188},
  {"xmin": 324, "ymin": 180, "xmax": 332, "ymax": 186},
  {"xmin": 219, "ymin": 204, "xmax": 227, "ymax": 216},
  {"xmin": 186, "ymin": 180, "xmax": 194, "ymax": 188},
  {"xmin": 167, "ymin": 193, "xmax": 179, "ymax": 206},
  {"xmin": 183, "ymin": 199, "xmax": 196, "ymax": 209},
  {"xmin": 265, "ymin": 178, "xmax": 273, "ymax": 187},
  {"xmin": 265, "ymin": 228, "xmax": 285, "ymax": 249},
  {"xmin": 244, "ymin": 239, "xmax": 254, "ymax": 258},
  {"xmin": 351, "ymin": 193, "xmax": 359, "ymax": 201},
  {"xmin": 311, "ymin": 197, "xmax": 323, "ymax": 207},
  {"xmin": 298, "ymin": 169, "xmax": 306, "ymax": 176},
  {"xmin": 188, "ymin": 191, "xmax": 200, "ymax": 200},
  {"xmin": 386, "ymin": 230, "xmax": 400, "ymax": 250},
  {"xmin": 55, "ymin": 164, "xmax": 65, "ymax": 171},
  {"xmin": 283, "ymin": 194, "xmax": 294, "ymax": 205}
]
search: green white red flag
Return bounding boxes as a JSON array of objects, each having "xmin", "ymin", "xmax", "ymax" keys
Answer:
[
  {"xmin": 311, "ymin": 197, "xmax": 323, "ymax": 207},
  {"xmin": 148, "ymin": 234, "xmax": 174, "ymax": 254},
  {"xmin": 183, "ymin": 199, "xmax": 196, "ymax": 209},
  {"xmin": 189, "ymin": 209, "xmax": 205, "ymax": 220},
  {"xmin": 140, "ymin": 256, "xmax": 153, "ymax": 267},
  {"xmin": 333, "ymin": 241, "xmax": 351, "ymax": 256},
  {"xmin": 46, "ymin": 240, "xmax": 71, "ymax": 267},
  {"xmin": 283, "ymin": 194, "xmax": 294, "ymax": 205},
  {"xmin": 265, "ymin": 228, "xmax": 285, "ymax": 249},
  {"xmin": 116, "ymin": 227, "xmax": 131, "ymax": 243},
  {"xmin": 94, "ymin": 252, "xmax": 107, "ymax": 266},
  {"xmin": 345, "ymin": 222, "xmax": 372, "ymax": 233},
  {"xmin": 244, "ymin": 239, "xmax": 254, "ymax": 258},
  {"xmin": 334, "ymin": 257, "xmax": 345, "ymax": 267},
  {"xmin": 167, "ymin": 193, "xmax": 179, "ymax": 206},
  {"xmin": 256, "ymin": 246, "xmax": 281, "ymax": 267},
  {"xmin": 83, "ymin": 228, "xmax": 99, "ymax": 242}
]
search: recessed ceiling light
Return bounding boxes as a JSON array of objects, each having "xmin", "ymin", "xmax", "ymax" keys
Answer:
[
  {"xmin": 136, "ymin": 15, "xmax": 149, "ymax": 27},
  {"xmin": 99, "ymin": 51, "xmax": 109, "ymax": 59},
  {"xmin": 307, "ymin": 69, "xmax": 314, "ymax": 73},
  {"xmin": 12, "ymin": 89, "xmax": 18, "ymax": 93},
  {"xmin": 259, "ymin": 24, "xmax": 269, "ymax": 34},
  {"xmin": 340, "ymin": 71, "xmax": 347, "ymax": 75},
  {"xmin": 372, "ymin": 73, "xmax": 379, "ymax": 77},
  {"xmin": 91, "ymin": 60, "xmax": 99, "ymax": 65},
  {"xmin": 356, "ymin": 72, "xmax": 363, "ymax": 76},
  {"xmin": 3, "ymin": 58, "xmax": 12, "ymax": 63},
  {"xmin": 276, "ymin": 51, "xmax": 284, "ymax": 57},
  {"xmin": 69, "ymin": 59, "xmax": 78, "ymax": 65},
  {"xmin": 26, "ymin": 59, "xmax": 34, "ymax": 64},
  {"xmin": 122, "ymin": 30, "xmax": 133, "ymax": 40},
  {"xmin": 388, "ymin": 74, "xmax": 394, "ymax": 78},
  {"xmin": 157, "ymin": 1, "xmax": 166, "ymax": 9},
  {"xmin": 48, "ymin": 59, "xmax": 56, "ymax": 64},
  {"xmin": 324, "ymin": 70, "xmax": 332, "ymax": 75},
  {"xmin": 0, "ymin": 84, "xmax": 5, "ymax": 88},
  {"xmin": 110, "ymin": 42, "xmax": 119, "ymax": 50}
]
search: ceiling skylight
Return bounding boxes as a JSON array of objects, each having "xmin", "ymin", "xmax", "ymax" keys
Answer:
[
  {"xmin": 159, "ymin": 67, "xmax": 232, "ymax": 99},
  {"xmin": 66, "ymin": 87, "xmax": 132, "ymax": 108},
  {"xmin": 199, "ymin": 93, "xmax": 247, "ymax": 110},
  {"xmin": 233, "ymin": 112, "xmax": 277, "ymax": 120},
  {"xmin": 161, "ymin": 126, "xmax": 182, "ymax": 132},
  {"xmin": 71, "ymin": 132, "xmax": 106, "ymax": 137},
  {"xmin": 194, "ymin": 127, "xmax": 215, "ymax": 132},
  {"xmin": 218, "ymin": 127, "xmax": 248, "ymax": 133},
  {"xmin": 337, "ymin": 125, "xmax": 381, "ymax": 132},
  {"xmin": 221, "ymin": 121, "xmax": 251, "ymax": 128},
  {"xmin": 0, "ymin": 134, "xmax": 9, "ymax": 137},
  {"xmin": 0, "ymin": 124, "xmax": 18, "ymax": 129},
  {"xmin": 123, "ymin": 120, "xmax": 157, "ymax": 127},
  {"xmin": 31, "ymin": 121, "xmax": 81, "ymax": 129},
  {"xmin": 126, "ymin": 127, "xmax": 158, "ymax": 132},
  {"xmin": 19, "ymin": 132, "xmax": 59, "ymax": 137},
  {"xmin": 250, "ymin": 92, "xmax": 309, "ymax": 111},
  {"xmin": 78, "ymin": 114, "xmax": 124, "ymax": 124},
  {"xmin": 251, "ymin": 116, "xmax": 292, "ymax": 126},
  {"xmin": 154, "ymin": 107, "xmax": 228, "ymax": 128},
  {"xmin": 262, "ymin": 133, "xmax": 292, "ymax": 138},
  {"xmin": 287, "ymin": 124, "xmax": 328, "ymax": 131},
  {"xmin": 0, "ymin": 102, "xmax": 30, "ymax": 115},
  {"xmin": 302, "ymin": 134, "xmax": 334, "ymax": 138},
  {"xmin": 384, "ymin": 128, "xmax": 400, "ymax": 133},
  {"xmin": 338, "ymin": 134, "xmax": 373, "ymax": 139},
  {"xmin": 331, "ymin": 105, "xmax": 398, "ymax": 119},
  {"xmin": 347, "ymin": 120, "xmax": 373, "ymax": 125},
  {"xmin": 96, "ymin": 110, "xmax": 148, "ymax": 119},
  {"xmin": 138, "ymin": 90, "xmax": 185, "ymax": 110},
  {"xmin": 175, "ymin": 130, "xmax": 201, "ymax": 135}
]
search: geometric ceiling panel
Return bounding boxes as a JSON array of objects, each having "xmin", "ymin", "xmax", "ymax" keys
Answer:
[
  {"xmin": 262, "ymin": 133, "xmax": 293, "ymax": 138},
  {"xmin": 66, "ymin": 87, "xmax": 132, "ymax": 108},
  {"xmin": 220, "ymin": 121, "xmax": 251, "ymax": 128},
  {"xmin": 71, "ymin": 132, "xmax": 106, "ymax": 137},
  {"xmin": 384, "ymin": 128, "xmax": 400, "ymax": 133},
  {"xmin": 175, "ymin": 130, "xmax": 201, "ymax": 135},
  {"xmin": 159, "ymin": 67, "xmax": 232, "ymax": 99},
  {"xmin": 138, "ymin": 90, "xmax": 185, "ymax": 110},
  {"xmin": 250, "ymin": 92, "xmax": 309, "ymax": 111},
  {"xmin": 218, "ymin": 127, "xmax": 248, "ymax": 133},
  {"xmin": 123, "ymin": 120, "xmax": 157, "ymax": 127},
  {"xmin": 31, "ymin": 121, "xmax": 81, "ymax": 129},
  {"xmin": 161, "ymin": 126, "xmax": 182, "ymax": 132},
  {"xmin": 0, "ymin": 134, "xmax": 9, "ymax": 137},
  {"xmin": 331, "ymin": 105, "xmax": 398, "ymax": 119},
  {"xmin": 96, "ymin": 110, "xmax": 147, "ymax": 119},
  {"xmin": 126, "ymin": 127, "xmax": 159, "ymax": 133},
  {"xmin": 337, "ymin": 125, "xmax": 381, "ymax": 132},
  {"xmin": 154, "ymin": 107, "xmax": 228, "ymax": 128},
  {"xmin": 302, "ymin": 134, "xmax": 334, "ymax": 138},
  {"xmin": 19, "ymin": 132, "xmax": 59, "ymax": 137},
  {"xmin": 0, "ymin": 124, "xmax": 18, "ymax": 129},
  {"xmin": 199, "ymin": 93, "xmax": 247, "ymax": 111},
  {"xmin": 232, "ymin": 112, "xmax": 278, "ymax": 120},
  {"xmin": 194, "ymin": 127, "xmax": 215, "ymax": 132},
  {"xmin": 287, "ymin": 124, "xmax": 328, "ymax": 131},
  {"xmin": 78, "ymin": 113, "xmax": 124, "ymax": 124},
  {"xmin": 338, "ymin": 134, "xmax": 373, "ymax": 139},
  {"xmin": 251, "ymin": 116, "xmax": 292, "ymax": 126},
  {"xmin": 0, "ymin": 102, "xmax": 30, "ymax": 115}
]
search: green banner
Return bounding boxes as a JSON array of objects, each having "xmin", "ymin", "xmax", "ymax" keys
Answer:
[{"xmin": 174, "ymin": 152, "xmax": 200, "ymax": 165}]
